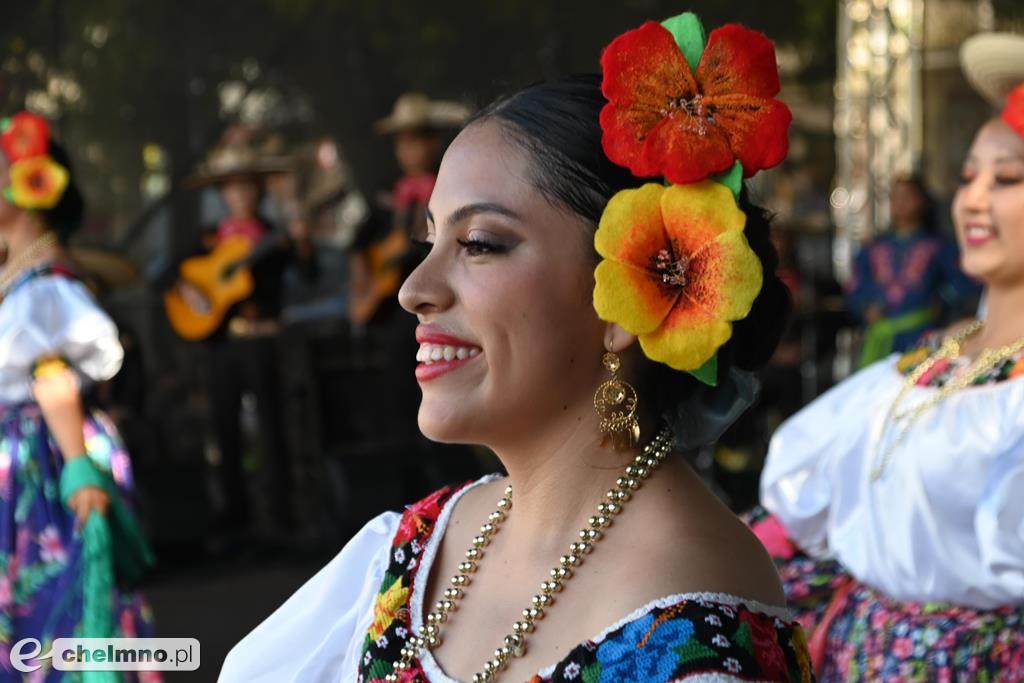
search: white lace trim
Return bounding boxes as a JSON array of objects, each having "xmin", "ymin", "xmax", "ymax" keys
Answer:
[{"xmin": 409, "ymin": 475, "xmax": 794, "ymax": 683}]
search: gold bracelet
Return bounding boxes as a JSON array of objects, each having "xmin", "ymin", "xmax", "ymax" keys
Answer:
[{"xmin": 33, "ymin": 357, "xmax": 70, "ymax": 380}]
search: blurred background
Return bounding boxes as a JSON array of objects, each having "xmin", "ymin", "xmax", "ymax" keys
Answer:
[{"xmin": 3, "ymin": 1, "xmax": 1024, "ymax": 679}]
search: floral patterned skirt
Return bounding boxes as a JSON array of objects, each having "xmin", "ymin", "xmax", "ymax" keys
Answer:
[
  {"xmin": 749, "ymin": 509, "xmax": 1024, "ymax": 682},
  {"xmin": 0, "ymin": 403, "xmax": 160, "ymax": 682}
]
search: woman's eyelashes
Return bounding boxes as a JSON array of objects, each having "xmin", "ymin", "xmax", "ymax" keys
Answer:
[{"xmin": 456, "ymin": 236, "xmax": 509, "ymax": 256}]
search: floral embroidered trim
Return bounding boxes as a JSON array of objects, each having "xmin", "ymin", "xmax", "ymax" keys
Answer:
[{"xmin": 896, "ymin": 333, "xmax": 1024, "ymax": 387}]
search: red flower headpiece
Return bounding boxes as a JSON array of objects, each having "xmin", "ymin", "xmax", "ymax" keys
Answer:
[
  {"xmin": 593, "ymin": 12, "xmax": 790, "ymax": 385},
  {"xmin": 600, "ymin": 13, "xmax": 791, "ymax": 184},
  {"xmin": 1003, "ymin": 83, "xmax": 1024, "ymax": 141},
  {"xmin": 1, "ymin": 111, "xmax": 69, "ymax": 210}
]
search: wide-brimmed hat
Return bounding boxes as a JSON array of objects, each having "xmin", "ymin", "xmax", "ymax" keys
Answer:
[
  {"xmin": 960, "ymin": 32, "xmax": 1024, "ymax": 106},
  {"xmin": 68, "ymin": 246, "xmax": 140, "ymax": 291},
  {"xmin": 374, "ymin": 92, "xmax": 471, "ymax": 135},
  {"xmin": 185, "ymin": 142, "xmax": 291, "ymax": 188}
]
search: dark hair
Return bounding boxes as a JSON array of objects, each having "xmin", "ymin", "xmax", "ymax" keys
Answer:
[
  {"xmin": 471, "ymin": 74, "xmax": 791, "ymax": 447},
  {"xmin": 892, "ymin": 174, "xmax": 937, "ymax": 235},
  {"xmin": 38, "ymin": 141, "xmax": 85, "ymax": 242}
]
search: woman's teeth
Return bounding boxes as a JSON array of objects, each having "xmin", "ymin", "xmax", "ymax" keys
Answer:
[
  {"xmin": 416, "ymin": 343, "xmax": 481, "ymax": 364},
  {"xmin": 966, "ymin": 225, "xmax": 995, "ymax": 241}
]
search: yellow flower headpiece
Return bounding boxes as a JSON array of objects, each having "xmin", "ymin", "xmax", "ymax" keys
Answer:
[
  {"xmin": 1, "ymin": 111, "xmax": 70, "ymax": 211},
  {"xmin": 593, "ymin": 11, "xmax": 790, "ymax": 385}
]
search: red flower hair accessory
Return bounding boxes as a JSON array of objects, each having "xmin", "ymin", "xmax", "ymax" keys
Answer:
[
  {"xmin": 0, "ymin": 111, "xmax": 69, "ymax": 210},
  {"xmin": 1003, "ymin": 83, "xmax": 1024, "ymax": 140},
  {"xmin": 1, "ymin": 112, "xmax": 50, "ymax": 162},
  {"xmin": 600, "ymin": 12, "xmax": 791, "ymax": 185}
]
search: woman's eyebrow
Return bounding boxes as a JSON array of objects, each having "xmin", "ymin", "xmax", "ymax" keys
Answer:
[{"xmin": 425, "ymin": 202, "xmax": 523, "ymax": 229}]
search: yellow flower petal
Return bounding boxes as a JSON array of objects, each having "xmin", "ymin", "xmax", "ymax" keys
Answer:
[
  {"xmin": 594, "ymin": 259, "xmax": 677, "ymax": 335},
  {"xmin": 594, "ymin": 183, "xmax": 668, "ymax": 268},
  {"xmin": 640, "ymin": 308, "xmax": 734, "ymax": 371},
  {"xmin": 660, "ymin": 180, "xmax": 746, "ymax": 254},
  {"xmin": 688, "ymin": 228, "xmax": 763, "ymax": 321}
]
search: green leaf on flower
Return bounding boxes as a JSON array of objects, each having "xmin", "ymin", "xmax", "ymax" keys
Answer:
[
  {"xmin": 661, "ymin": 12, "xmax": 706, "ymax": 72},
  {"xmin": 687, "ymin": 353, "xmax": 718, "ymax": 387},
  {"xmin": 713, "ymin": 161, "xmax": 744, "ymax": 201}
]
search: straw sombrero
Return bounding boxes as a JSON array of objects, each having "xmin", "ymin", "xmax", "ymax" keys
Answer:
[
  {"xmin": 960, "ymin": 32, "xmax": 1024, "ymax": 106},
  {"xmin": 68, "ymin": 246, "xmax": 140, "ymax": 291},
  {"xmin": 374, "ymin": 93, "xmax": 471, "ymax": 135},
  {"xmin": 185, "ymin": 142, "xmax": 292, "ymax": 188}
]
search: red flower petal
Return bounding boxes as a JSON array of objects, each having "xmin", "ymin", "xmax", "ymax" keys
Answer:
[
  {"xmin": 697, "ymin": 25, "xmax": 782, "ymax": 99},
  {"xmin": 642, "ymin": 114, "xmax": 735, "ymax": 184},
  {"xmin": 600, "ymin": 21, "xmax": 696, "ymax": 176},
  {"xmin": 1, "ymin": 112, "xmax": 49, "ymax": 162},
  {"xmin": 1003, "ymin": 84, "xmax": 1024, "ymax": 140},
  {"xmin": 713, "ymin": 95, "xmax": 792, "ymax": 177}
]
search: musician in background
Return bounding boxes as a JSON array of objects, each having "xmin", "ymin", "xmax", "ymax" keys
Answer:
[
  {"xmin": 348, "ymin": 93, "xmax": 469, "ymax": 327},
  {"xmin": 167, "ymin": 139, "xmax": 315, "ymax": 539}
]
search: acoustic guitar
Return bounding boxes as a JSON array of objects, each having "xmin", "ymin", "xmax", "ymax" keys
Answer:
[
  {"xmin": 348, "ymin": 227, "xmax": 409, "ymax": 325},
  {"xmin": 164, "ymin": 236, "xmax": 255, "ymax": 340}
]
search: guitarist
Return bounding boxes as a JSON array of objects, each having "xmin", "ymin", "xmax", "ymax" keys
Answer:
[
  {"xmin": 348, "ymin": 93, "xmax": 469, "ymax": 327},
  {"xmin": 164, "ymin": 139, "xmax": 315, "ymax": 539}
]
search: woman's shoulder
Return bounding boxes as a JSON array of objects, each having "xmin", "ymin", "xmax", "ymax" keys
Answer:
[
  {"xmin": 544, "ymin": 591, "xmax": 811, "ymax": 682},
  {"xmin": 625, "ymin": 465, "xmax": 787, "ymax": 609}
]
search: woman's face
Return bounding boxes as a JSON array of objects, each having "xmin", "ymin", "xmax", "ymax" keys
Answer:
[
  {"xmin": 953, "ymin": 119, "xmax": 1024, "ymax": 286},
  {"xmin": 889, "ymin": 179, "xmax": 924, "ymax": 228},
  {"xmin": 398, "ymin": 120, "xmax": 610, "ymax": 446}
]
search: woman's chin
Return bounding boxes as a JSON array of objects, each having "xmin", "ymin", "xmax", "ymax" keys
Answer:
[{"xmin": 416, "ymin": 408, "xmax": 473, "ymax": 445}]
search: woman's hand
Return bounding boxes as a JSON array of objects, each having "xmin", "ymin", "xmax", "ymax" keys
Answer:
[{"xmin": 67, "ymin": 483, "xmax": 111, "ymax": 527}]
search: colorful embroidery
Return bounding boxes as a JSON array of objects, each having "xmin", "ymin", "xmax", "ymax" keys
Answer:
[
  {"xmin": 896, "ymin": 332, "xmax": 1024, "ymax": 387},
  {"xmin": 749, "ymin": 508, "xmax": 1024, "ymax": 682},
  {"xmin": 358, "ymin": 485, "xmax": 813, "ymax": 682}
]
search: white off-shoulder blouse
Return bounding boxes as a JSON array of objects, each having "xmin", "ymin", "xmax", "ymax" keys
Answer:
[
  {"xmin": 220, "ymin": 476, "xmax": 806, "ymax": 682},
  {"xmin": 0, "ymin": 271, "xmax": 123, "ymax": 405},
  {"xmin": 760, "ymin": 354, "xmax": 1024, "ymax": 609}
]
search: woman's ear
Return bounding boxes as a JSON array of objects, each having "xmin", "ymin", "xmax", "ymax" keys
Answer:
[{"xmin": 604, "ymin": 323, "xmax": 637, "ymax": 353}]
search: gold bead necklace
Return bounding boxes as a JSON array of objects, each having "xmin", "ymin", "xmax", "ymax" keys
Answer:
[
  {"xmin": 386, "ymin": 425, "xmax": 674, "ymax": 683},
  {"xmin": 0, "ymin": 231, "xmax": 59, "ymax": 298},
  {"xmin": 872, "ymin": 321, "xmax": 1024, "ymax": 481}
]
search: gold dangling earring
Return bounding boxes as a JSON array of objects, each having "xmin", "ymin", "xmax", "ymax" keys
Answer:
[{"xmin": 594, "ymin": 351, "xmax": 640, "ymax": 449}]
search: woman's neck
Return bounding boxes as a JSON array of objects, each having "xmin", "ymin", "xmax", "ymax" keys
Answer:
[
  {"xmin": 971, "ymin": 284, "xmax": 1024, "ymax": 351},
  {"xmin": 488, "ymin": 407, "xmax": 662, "ymax": 559},
  {"xmin": 3, "ymin": 215, "xmax": 49, "ymax": 260}
]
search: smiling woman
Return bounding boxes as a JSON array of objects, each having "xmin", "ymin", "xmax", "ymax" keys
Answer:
[
  {"xmin": 221, "ymin": 11, "xmax": 812, "ymax": 683},
  {"xmin": 752, "ymin": 30, "xmax": 1024, "ymax": 683}
]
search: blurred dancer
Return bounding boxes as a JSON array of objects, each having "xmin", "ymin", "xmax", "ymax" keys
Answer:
[
  {"xmin": 0, "ymin": 111, "xmax": 158, "ymax": 681},
  {"xmin": 752, "ymin": 32, "xmax": 1024, "ymax": 681}
]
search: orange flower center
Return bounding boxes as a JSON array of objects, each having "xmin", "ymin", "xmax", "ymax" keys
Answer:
[
  {"xmin": 28, "ymin": 170, "xmax": 49, "ymax": 191},
  {"xmin": 651, "ymin": 246, "xmax": 690, "ymax": 289}
]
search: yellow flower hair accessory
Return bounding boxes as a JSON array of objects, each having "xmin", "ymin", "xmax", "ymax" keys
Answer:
[
  {"xmin": 593, "ymin": 180, "xmax": 762, "ymax": 381},
  {"xmin": 6, "ymin": 156, "xmax": 70, "ymax": 210}
]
